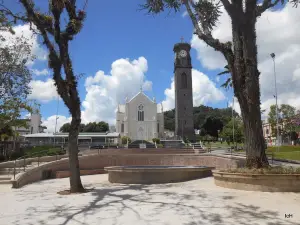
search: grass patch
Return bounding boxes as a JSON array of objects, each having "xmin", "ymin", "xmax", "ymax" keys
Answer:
[
  {"xmin": 220, "ymin": 166, "xmax": 300, "ymax": 174},
  {"xmin": 267, "ymin": 145, "xmax": 300, "ymax": 152}
]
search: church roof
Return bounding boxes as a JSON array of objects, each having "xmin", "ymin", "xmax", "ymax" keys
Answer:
[{"xmin": 128, "ymin": 90, "xmax": 155, "ymax": 104}]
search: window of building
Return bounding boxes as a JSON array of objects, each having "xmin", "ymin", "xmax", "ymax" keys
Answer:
[
  {"xmin": 138, "ymin": 104, "xmax": 144, "ymax": 121},
  {"xmin": 185, "ymin": 120, "xmax": 187, "ymax": 125},
  {"xmin": 121, "ymin": 123, "xmax": 124, "ymax": 133},
  {"xmin": 266, "ymin": 129, "xmax": 269, "ymax": 135},
  {"xmin": 181, "ymin": 73, "xmax": 187, "ymax": 89},
  {"xmin": 157, "ymin": 123, "xmax": 159, "ymax": 133}
]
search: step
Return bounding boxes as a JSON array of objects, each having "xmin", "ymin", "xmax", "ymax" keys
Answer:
[
  {"xmin": 0, "ymin": 179, "xmax": 11, "ymax": 185},
  {"xmin": 0, "ymin": 175, "xmax": 11, "ymax": 181}
]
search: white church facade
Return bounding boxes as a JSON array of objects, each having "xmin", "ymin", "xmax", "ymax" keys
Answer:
[{"xmin": 116, "ymin": 89, "xmax": 164, "ymax": 141}]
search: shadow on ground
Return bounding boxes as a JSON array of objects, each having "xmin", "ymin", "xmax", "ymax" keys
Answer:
[{"xmin": 12, "ymin": 181, "xmax": 299, "ymax": 225}]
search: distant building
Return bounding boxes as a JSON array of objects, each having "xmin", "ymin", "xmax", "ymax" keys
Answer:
[
  {"xmin": 262, "ymin": 118, "xmax": 300, "ymax": 145},
  {"xmin": 23, "ymin": 132, "xmax": 120, "ymax": 146},
  {"xmin": 116, "ymin": 89, "xmax": 164, "ymax": 141},
  {"xmin": 12, "ymin": 113, "xmax": 46, "ymax": 137}
]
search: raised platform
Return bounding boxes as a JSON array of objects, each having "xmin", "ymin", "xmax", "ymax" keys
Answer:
[
  {"xmin": 104, "ymin": 166, "xmax": 215, "ymax": 184},
  {"xmin": 213, "ymin": 171, "xmax": 300, "ymax": 192}
]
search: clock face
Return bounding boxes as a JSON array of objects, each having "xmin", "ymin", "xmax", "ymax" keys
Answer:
[{"xmin": 179, "ymin": 50, "xmax": 187, "ymax": 57}]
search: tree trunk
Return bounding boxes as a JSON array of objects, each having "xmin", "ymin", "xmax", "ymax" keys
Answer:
[
  {"xmin": 231, "ymin": 16, "xmax": 269, "ymax": 168},
  {"xmin": 68, "ymin": 109, "xmax": 84, "ymax": 193}
]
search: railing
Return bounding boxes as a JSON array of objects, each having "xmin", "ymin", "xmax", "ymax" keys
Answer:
[{"xmin": 13, "ymin": 149, "xmax": 65, "ymax": 179}]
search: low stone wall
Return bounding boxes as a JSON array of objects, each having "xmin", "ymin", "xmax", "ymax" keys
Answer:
[
  {"xmin": 105, "ymin": 166, "xmax": 215, "ymax": 184},
  {"xmin": 56, "ymin": 169, "xmax": 106, "ymax": 178},
  {"xmin": 0, "ymin": 155, "xmax": 68, "ymax": 168},
  {"xmin": 11, "ymin": 153, "xmax": 245, "ymax": 188},
  {"xmin": 213, "ymin": 171, "xmax": 300, "ymax": 192}
]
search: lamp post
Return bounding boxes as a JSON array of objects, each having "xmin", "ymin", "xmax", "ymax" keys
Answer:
[
  {"xmin": 270, "ymin": 53, "xmax": 280, "ymax": 152},
  {"xmin": 232, "ymin": 96, "xmax": 235, "ymax": 154}
]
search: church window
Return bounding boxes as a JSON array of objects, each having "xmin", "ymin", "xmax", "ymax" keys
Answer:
[
  {"xmin": 138, "ymin": 104, "xmax": 144, "ymax": 121},
  {"xmin": 181, "ymin": 73, "xmax": 187, "ymax": 89},
  {"xmin": 121, "ymin": 123, "xmax": 124, "ymax": 133},
  {"xmin": 157, "ymin": 123, "xmax": 159, "ymax": 133}
]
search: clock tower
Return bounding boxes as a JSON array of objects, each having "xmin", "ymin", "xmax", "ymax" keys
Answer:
[{"xmin": 173, "ymin": 41, "xmax": 195, "ymax": 142}]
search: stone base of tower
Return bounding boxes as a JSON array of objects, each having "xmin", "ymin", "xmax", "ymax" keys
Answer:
[{"xmin": 176, "ymin": 129, "xmax": 196, "ymax": 143}]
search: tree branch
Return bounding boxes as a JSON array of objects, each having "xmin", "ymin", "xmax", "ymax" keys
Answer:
[
  {"xmin": 19, "ymin": 0, "xmax": 71, "ymax": 108},
  {"xmin": 184, "ymin": 0, "xmax": 234, "ymax": 65},
  {"xmin": 256, "ymin": 0, "xmax": 281, "ymax": 17}
]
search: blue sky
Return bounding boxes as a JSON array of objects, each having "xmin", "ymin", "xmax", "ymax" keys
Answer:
[
  {"xmin": 17, "ymin": 0, "xmax": 296, "ymax": 130},
  {"xmin": 22, "ymin": 1, "xmax": 230, "ymax": 118}
]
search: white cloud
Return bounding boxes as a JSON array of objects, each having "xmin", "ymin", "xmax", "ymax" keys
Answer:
[
  {"xmin": 81, "ymin": 57, "xmax": 152, "ymax": 124},
  {"xmin": 28, "ymin": 78, "xmax": 58, "ymax": 102},
  {"xmin": 42, "ymin": 115, "xmax": 71, "ymax": 133},
  {"xmin": 191, "ymin": 4, "xmax": 300, "ymax": 115},
  {"xmin": 0, "ymin": 24, "xmax": 47, "ymax": 65},
  {"xmin": 32, "ymin": 68, "xmax": 50, "ymax": 76},
  {"xmin": 182, "ymin": 11, "xmax": 188, "ymax": 18},
  {"xmin": 161, "ymin": 69, "xmax": 225, "ymax": 111}
]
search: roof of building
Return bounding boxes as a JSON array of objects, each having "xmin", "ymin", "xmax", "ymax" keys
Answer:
[
  {"xmin": 128, "ymin": 91, "xmax": 154, "ymax": 104},
  {"xmin": 24, "ymin": 132, "xmax": 120, "ymax": 138}
]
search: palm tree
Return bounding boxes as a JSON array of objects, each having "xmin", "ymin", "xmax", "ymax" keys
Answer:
[{"xmin": 217, "ymin": 65, "xmax": 232, "ymax": 90}]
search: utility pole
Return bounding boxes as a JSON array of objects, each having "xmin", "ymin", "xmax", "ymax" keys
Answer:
[
  {"xmin": 270, "ymin": 53, "xmax": 280, "ymax": 152},
  {"xmin": 232, "ymin": 96, "xmax": 235, "ymax": 154}
]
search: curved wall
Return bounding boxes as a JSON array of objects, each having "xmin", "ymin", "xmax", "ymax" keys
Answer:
[{"xmin": 12, "ymin": 153, "xmax": 245, "ymax": 188}]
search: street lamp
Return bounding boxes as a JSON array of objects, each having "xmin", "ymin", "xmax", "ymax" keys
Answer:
[
  {"xmin": 270, "ymin": 53, "xmax": 280, "ymax": 152},
  {"xmin": 232, "ymin": 96, "xmax": 235, "ymax": 154}
]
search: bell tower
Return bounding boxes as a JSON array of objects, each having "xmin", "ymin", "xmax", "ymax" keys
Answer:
[{"xmin": 173, "ymin": 39, "xmax": 195, "ymax": 142}]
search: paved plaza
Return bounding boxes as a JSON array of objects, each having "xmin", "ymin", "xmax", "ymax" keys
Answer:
[{"xmin": 0, "ymin": 174, "xmax": 299, "ymax": 225}]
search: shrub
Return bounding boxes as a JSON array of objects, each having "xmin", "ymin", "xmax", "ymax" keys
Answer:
[
  {"xmin": 220, "ymin": 166, "xmax": 300, "ymax": 174},
  {"xmin": 152, "ymin": 138, "xmax": 160, "ymax": 144},
  {"xmin": 121, "ymin": 136, "xmax": 131, "ymax": 144}
]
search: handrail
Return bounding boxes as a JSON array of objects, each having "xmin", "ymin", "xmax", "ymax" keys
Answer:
[{"xmin": 13, "ymin": 148, "xmax": 65, "ymax": 180}]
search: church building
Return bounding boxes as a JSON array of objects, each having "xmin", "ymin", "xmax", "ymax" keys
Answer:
[{"xmin": 116, "ymin": 89, "xmax": 164, "ymax": 141}]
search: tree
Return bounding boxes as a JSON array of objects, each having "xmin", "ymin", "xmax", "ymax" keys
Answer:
[
  {"xmin": 12, "ymin": 0, "xmax": 88, "ymax": 193},
  {"xmin": 60, "ymin": 122, "xmax": 85, "ymax": 132},
  {"xmin": 220, "ymin": 118, "xmax": 244, "ymax": 145},
  {"xmin": 280, "ymin": 104, "xmax": 296, "ymax": 137},
  {"xmin": 268, "ymin": 104, "xmax": 296, "ymax": 137},
  {"xmin": 83, "ymin": 122, "xmax": 109, "ymax": 132},
  {"xmin": 217, "ymin": 65, "xmax": 232, "ymax": 90},
  {"xmin": 201, "ymin": 116, "xmax": 223, "ymax": 138},
  {"xmin": 141, "ymin": 0, "xmax": 299, "ymax": 168},
  {"xmin": 60, "ymin": 123, "xmax": 71, "ymax": 133}
]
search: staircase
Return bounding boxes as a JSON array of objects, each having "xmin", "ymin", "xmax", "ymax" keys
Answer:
[
  {"xmin": 190, "ymin": 143, "xmax": 206, "ymax": 154},
  {"xmin": 128, "ymin": 140, "xmax": 156, "ymax": 149},
  {"xmin": 0, "ymin": 161, "xmax": 48, "ymax": 185}
]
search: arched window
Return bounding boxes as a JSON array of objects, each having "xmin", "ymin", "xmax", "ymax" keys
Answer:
[
  {"xmin": 138, "ymin": 104, "xmax": 144, "ymax": 121},
  {"xmin": 181, "ymin": 73, "xmax": 187, "ymax": 89}
]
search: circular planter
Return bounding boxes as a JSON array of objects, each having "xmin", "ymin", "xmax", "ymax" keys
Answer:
[
  {"xmin": 105, "ymin": 166, "xmax": 215, "ymax": 184},
  {"xmin": 213, "ymin": 171, "xmax": 300, "ymax": 192}
]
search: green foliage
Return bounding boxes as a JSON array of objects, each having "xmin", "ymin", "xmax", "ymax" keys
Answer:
[
  {"xmin": 221, "ymin": 166, "xmax": 300, "ymax": 174},
  {"xmin": 220, "ymin": 118, "xmax": 244, "ymax": 143},
  {"xmin": 121, "ymin": 136, "xmax": 131, "ymax": 144},
  {"xmin": 268, "ymin": 104, "xmax": 298, "ymax": 137},
  {"xmin": 139, "ymin": 0, "xmax": 182, "ymax": 14},
  {"xmin": 82, "ymin": 121, "xmax": 109, "ymax": 132},
  {"xmin": 164, "ymin": 105, "xmax": 238, "ymax": 131},
  {"xmin": 201, "ymin": 116, "xmax": 223, "ymax": 138},
  {"xmin": 24, "ymin": 145, "xmax": 65, "ymax": 157},
  {"xmin": 152, "ymin": 138, "xmax": 160, "ymax": 144}
]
